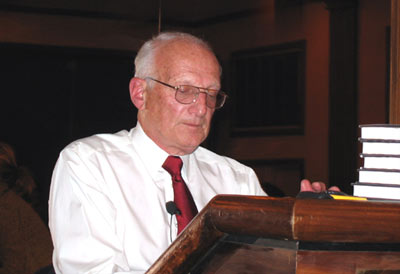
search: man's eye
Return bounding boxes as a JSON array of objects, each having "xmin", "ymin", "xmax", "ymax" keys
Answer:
[{"xmin": 180, "ymin": 87, "xmax": 195, "ymax": 93}]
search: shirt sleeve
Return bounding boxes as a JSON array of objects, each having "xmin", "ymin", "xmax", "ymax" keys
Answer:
[{"xmin": 48, "ymin": 145, "xmax": 137, "ymax": 274}]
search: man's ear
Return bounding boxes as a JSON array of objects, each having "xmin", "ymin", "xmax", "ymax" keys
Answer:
[{"xmin": 129, "ymin": 77, "xmax": 147, "ymax": 110}]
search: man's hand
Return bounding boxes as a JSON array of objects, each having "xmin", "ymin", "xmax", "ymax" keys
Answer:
[{"xmin": 300, "ymin": 179, "xmax": 340, "ymax": 192}]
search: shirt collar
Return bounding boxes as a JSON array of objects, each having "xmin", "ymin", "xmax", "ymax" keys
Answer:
[
  {"xmin": 129, "ymin": 122, "xmax": 169, "ymax": 181},
  {"xmin": 129, "ymin": 122, "xmax": 193, "ymax": 181}
]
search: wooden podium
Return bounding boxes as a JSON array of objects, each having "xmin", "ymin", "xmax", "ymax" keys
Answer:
[{"xmin": 147, "ymin": 195, "xmax": 400, "ymax": 274}]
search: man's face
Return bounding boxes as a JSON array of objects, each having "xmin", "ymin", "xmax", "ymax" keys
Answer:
[{"xmin": 138, "ymin": 41, "xmax": 221, "ymax": 155}]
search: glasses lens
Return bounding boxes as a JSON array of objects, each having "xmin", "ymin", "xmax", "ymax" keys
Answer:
[
  {"xmin": 206, "ymin": 93, "xmax": 218, "ymax": 108},
  {"xmin": 212, "ymin": 93, "xmax": 226, "ymax": 109},
  {"xmin": 176, "ymin": 86, "xmax": 197, "ymax": 104},
  {"xmin": 175, "ymin": 85, "xmax": 227, "ymax": 109}
]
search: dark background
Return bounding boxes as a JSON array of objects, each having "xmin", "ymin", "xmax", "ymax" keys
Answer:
[
  {"xmin": 0, "ymin": 44, "xmax": 137, "ymax": 219},
  {"xmin": 0, "ymin": 0, "xmax": 391, "ymax": 220}
]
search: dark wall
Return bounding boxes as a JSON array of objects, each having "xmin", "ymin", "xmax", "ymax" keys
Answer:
[{"xmin": 0, "ymin": 44, "xmax": 137, "ymax": 219}]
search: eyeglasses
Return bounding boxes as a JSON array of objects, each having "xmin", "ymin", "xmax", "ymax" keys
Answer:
[{"xmin": 145, "ymin": 77, "xmax": 227, "ymax": 109}]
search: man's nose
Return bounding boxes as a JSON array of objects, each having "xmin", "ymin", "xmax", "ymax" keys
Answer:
[{"xmin": 190, "ymin": 92, "xmax": 208, "ymax": 116}]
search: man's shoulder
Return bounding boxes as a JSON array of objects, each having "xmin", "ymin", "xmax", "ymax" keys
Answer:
[
  {"xmin": 62, "ymin": 129, "xmax": 132, "ymax": 157},
  {"xmin": 194, "ymin": 146, "xmax": 251, "ymax": 172}
]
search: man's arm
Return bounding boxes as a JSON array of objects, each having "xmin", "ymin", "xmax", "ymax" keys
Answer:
[{"xmin": 49, "ymin": 147, "xmax": 136, "ymax": 273}]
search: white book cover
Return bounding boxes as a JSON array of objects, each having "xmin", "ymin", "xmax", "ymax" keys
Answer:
[
  {"xmin": 361, "ymin": 140, "xmax": 400, "ymax": 155},
  {"xmin": 360, "ymin": 124, "xmax": 400, "ymax": 141},
  {"xmin": 358, "ymin": 168, "xmax": 400, "ymax": 185},
  {"xmin": 353, "ymin": 183, "xmax": 400, "ymax": 200},
  {"xmin": 361, "ymin": 154, "xmax": 400, "ymax": 169}
]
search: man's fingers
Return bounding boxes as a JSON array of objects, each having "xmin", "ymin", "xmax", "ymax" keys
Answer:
[
  {"xmin": 328, "ymin": 186, "xmax": 341, "ymax": 192},
  {"xmin": 300, "ymin": 179, "xmax": 340, "ymax": 193},
  {"xmin": 300, "ymin": 179, "xmax": 313, "ymax": 192},
  {"xmin": 311, "ymin": 182, "xmax": 326, "ymax": 192}
]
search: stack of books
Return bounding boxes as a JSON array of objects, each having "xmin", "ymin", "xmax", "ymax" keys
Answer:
[{"xmin": 353, "ymin": 124, "xmax": 400, "ymax": 200}]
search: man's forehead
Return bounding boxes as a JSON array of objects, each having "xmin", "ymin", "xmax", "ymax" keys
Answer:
[
  {"xmin": 156, "ymin": 40, "xmax": 217, "ymax": 64},
  {"xmin": 155, "ymin": 43, "xmax": 220, "ymax": 84},
  {"xmin": 168, "ymin": 72, "xmax": 221, "ymax": 89}
]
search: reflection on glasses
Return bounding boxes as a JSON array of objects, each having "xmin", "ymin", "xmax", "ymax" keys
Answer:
[{"xmin": 145, "ymin": 77, "xmax": 227, "ymax": 109}]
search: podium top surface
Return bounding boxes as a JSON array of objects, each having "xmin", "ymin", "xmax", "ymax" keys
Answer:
[{"xmin": 147, "ymin": 196, "xmax": 400, "ymax": 274}]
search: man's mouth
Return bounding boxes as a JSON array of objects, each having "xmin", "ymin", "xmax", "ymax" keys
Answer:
[{"xmin": 182, "ymin": 121, "xmax": 203, "ymax": 128}]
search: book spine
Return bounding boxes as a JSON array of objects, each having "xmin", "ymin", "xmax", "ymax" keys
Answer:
[
  {"xmin": 353, "ymin": 184, "xmax": 400, "ymax": 200},
  {"xmin": 358, "ymin": 169, "xmax": 400, "ymax": 185},
  {"xmin": 356, "ymin": 125, "xmax": 400, "ymax": 199}
]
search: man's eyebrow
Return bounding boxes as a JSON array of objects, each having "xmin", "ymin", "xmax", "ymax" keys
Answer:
[{"xmin": 172, "ymin": 79, "xmax": 221, "ymax": 90}]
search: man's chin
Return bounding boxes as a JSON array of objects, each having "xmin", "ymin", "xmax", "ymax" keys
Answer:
[{"xmin": 178, "ymin": 137, "xmax": 205, "ymax": 154}]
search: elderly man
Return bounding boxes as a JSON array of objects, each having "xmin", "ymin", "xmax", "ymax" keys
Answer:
[{"xmin": 49, "ymin": 32, "xmax": 328, "ymax": 273}]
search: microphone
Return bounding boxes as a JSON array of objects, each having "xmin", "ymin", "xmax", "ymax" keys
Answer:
[
  {"xmin": 166, "ymin": 201, "xmax": 181, "ymax": 242},
  {"xmin": 166, "ymin": 201, "xmax": 181, "ymax": 216}
]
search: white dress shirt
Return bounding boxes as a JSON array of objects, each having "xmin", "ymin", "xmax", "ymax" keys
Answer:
[{"xmin": 49, "ymin": 123, "xmax": 266, "ymax": 274}]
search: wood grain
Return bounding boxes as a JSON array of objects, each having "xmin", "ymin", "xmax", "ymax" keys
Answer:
[
  {"xmin": 147, "ymin": 195, "xmax": 400, "ymax": 273},
  {"xmin": 297, "ymin": 250, "xmax": 400, "ymax": 274}
]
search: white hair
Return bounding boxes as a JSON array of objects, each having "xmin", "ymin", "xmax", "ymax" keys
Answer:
[{"xmin": 134, "ymin": 32, "xmax": 220, "ymax": 78}]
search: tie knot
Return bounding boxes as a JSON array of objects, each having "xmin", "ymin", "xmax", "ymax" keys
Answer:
[{"xmin": 162, "ymin": 156, "xmax": 183, "ymax": 177}]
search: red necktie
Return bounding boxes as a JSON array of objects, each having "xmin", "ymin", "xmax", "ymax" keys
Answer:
[{"xmin": 163, "ymin": 156, "xmax": 198, "ymax": 234}]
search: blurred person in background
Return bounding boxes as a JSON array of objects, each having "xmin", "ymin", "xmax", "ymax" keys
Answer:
[{"xmin": 0, "ymin": 141, "xmax": 53, "ymax": 274}]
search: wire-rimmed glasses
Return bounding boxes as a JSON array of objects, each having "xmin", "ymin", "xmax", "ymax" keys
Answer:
[{"xmin": 145, "ymin": 77, "xmax": 227, "ymax": 109}]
